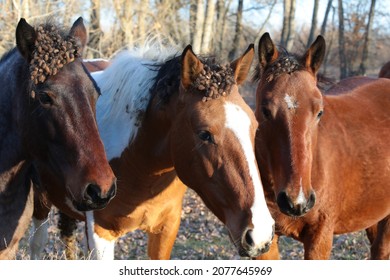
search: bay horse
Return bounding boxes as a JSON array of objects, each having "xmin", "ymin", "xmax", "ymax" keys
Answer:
[
  {"xmin": 31, "ymin": 44, "xmax": 275, "ymax": 259},
  {"xmin": 83, "ymin": 59, "xmax": 110, "ymax": 73},
  {"xmin": 0, "ymin": 17, "xmax": 116, "ymax": 259},
  {"xmin": 379, "ymin": 61, "xmax": 390, "ymax": 79},
  {"xmin": 253, "ymin": 32, "xmax": 390, "ymax": 259}
]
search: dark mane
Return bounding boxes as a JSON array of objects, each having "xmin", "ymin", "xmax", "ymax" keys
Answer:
[
  {"xmin": 149, "ymin": 54, "xmax": 181, "ymax": 105},
  {"xmin": 150, "ymin": 54, "xmax": 235, "ymax": 104},
  {"xmin": 252, "ymin": 46, "xmax": 304, "ymax": 83}
]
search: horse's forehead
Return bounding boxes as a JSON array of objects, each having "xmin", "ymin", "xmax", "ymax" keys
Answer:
[{"xmin": 264, "ymin": 72, "xmax": 320, "ymax": 105}]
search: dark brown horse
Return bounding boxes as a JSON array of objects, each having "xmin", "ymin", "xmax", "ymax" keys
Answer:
[
  {"xmin": 0, "ymin": 18, "xmax": 116, "ymax": 259},
  {"xmin": 253, "ymin": 32, "xmax": 390, "ymax": 259},
  {"xmin": 31, "ymin": 44, "xmax": 275, "ymax": 259}
]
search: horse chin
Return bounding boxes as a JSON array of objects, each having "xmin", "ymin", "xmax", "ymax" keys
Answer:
[
  {"xmin": 237, "ymin": 241, "xmax": 272, "ymax": 258},
  {"xmin": 73, "ymin": 199, "xmax": 109, "ymax": 212},
  {"xmin": 228, "ymin": 230, "xmax": 273, "ymax": 258}
]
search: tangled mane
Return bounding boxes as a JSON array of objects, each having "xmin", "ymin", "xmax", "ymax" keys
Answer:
[
  {"xmin": 29, "ymin": 21, "xmax": 81, "ymax": 97},
  {"xmin": 252, "ymin": 47, "xmax": 303, "ymax": 83},
  {"xmin": 151, "ymin": 55, "xmax": 236, "ymax": 104}
]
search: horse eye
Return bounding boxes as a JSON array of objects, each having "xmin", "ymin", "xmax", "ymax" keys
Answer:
[
  {"xmin": 262, "ymin": 107, "xmax": 272, "ymax": 120},
  {"xmin": 317, "ymin": 110, "xmax": 324, "ymax": 119},
  {"xmin": 38, "ymin": 92, "xmax": 54, "ymax": 106},
  {"xmin": 198, "ymin": 130, "xmax": 214, "ymax": 143}
]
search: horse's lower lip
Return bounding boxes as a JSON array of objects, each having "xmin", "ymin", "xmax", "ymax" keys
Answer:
[{"xmin": 73, "ymin": 200, "xmax": 109, "ymax": 211}]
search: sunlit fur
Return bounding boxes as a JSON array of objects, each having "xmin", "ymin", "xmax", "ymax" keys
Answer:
[
  {"xmin": 33, "ymin": 43, "xmax": 275, "ymax": 259},
  {"xmin": 255, "ymin": 33, "xmax": 390, "ymax": 260}
]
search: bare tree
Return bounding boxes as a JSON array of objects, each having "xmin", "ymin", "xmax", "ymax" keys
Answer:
[
  {"xmin": 228, "ymin": 0, "xmax": 243, "ymax": 60},
  {"xmin": 137, "ymin": 0, "xmax": 149, "ymax": 43},
  {"xmin": 215, "ymin": 0, "xmax": 232, "ymax": 57},
  {"xmin": 307, "ymin": 0, "xmax": 319, "ymax": 47},
  {"xmin": 358, "ymin": 0, "xmax": 376, "ymax": 75},
  {"xmin": 256, "ymin": 0, "xmax": 277, "ymax": 36},
  {"xmin": 88, "ymin": 0, "xmax": 103, "ymax": 58},
  {"xmin": 190, "ymin": 0, "xmax": 205, "ymax": 53},
  {"xmin": 281, "ymin": 0, "xmax": 296, "ymax": 50},
  {"xmin": 201, "ymin": 0, "xmax": 216, "ymax": 53},
  {"xmin": 321, "ymin": 0, "xmax": 333, "ymax": 35},
  {"xmin": 338, "ymin": 0, "xmax": 347, "ymax": 79},
  {"xmin": 113, "ymin": 0, "xmax": 135, "ymax": 47}
]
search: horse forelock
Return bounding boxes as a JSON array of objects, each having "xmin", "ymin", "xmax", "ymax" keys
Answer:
[
  {"xmin": 191, "ymin": 60, "xmax": 236, "ymax": 102},
  {"xmin": 151, "ymin": 55, "xmax": 236, "ymax": 105},
  {"xmin": 29, "ymin": 21, "xmax": 81, "ymax": 89},
  {"xmin": 252, "ymin": 47, "xmax": 303, "ymax": 83}
]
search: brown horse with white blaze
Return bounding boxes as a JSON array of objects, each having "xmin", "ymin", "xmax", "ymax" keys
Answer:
[
  {"xmin": 253, "ymin": 32, "xmax": 390, "ymax": 259},
  {"xmin": 31, "ymin": 44, "xmax": 275, "ymax": 259},
  {"xmin": 0, "ymin": 17, "xmax": 116, "ymax": 259}
]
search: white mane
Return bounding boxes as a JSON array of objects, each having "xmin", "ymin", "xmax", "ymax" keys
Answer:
[{"xmin": 93, "ymin": 44, "xmax": 179, "ymax": 161}]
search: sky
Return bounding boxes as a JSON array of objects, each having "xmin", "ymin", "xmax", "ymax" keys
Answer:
[{"xmin": 248, "ymin": 0, "xmax": 390, "ymax": 34}]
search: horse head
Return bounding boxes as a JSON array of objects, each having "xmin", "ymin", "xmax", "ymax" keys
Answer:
[
  {"xmin": 169, "ymin": 45, "xmax": 275, "ymax": 257},
  {"xmin": 255, "ymin": 33, "xmax": 326, "ymax": 217},
  {"xmin": 16, "ymin": 18, "xmax": 116, "ymax": 211}
]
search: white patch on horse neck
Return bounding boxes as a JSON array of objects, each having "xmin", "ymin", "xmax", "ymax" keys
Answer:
[
  {"xmin": 93, "ymin": 45, "xmax": 178, "ymax": 161},
  {"xmin": 284, "ymin": 94, "xmax": 298, "ymax": 109},
  {"xmin": 85, "ymin": 211, "xmax": 115, "ymax": 260},
  {"xmin": 224, "ymin": 102, "xmax": 275, "ymax": 247}
]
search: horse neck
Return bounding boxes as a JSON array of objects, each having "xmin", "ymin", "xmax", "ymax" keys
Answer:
[
  {"xmin": 0, "ymin": 50, "xmax": 29, "ymax": 173},
  {"xmin": 114, "ymin": 96, "xmax": 177, "ymax": 183}
]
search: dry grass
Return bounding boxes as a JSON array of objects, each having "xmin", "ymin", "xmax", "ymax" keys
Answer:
[{"xmin": 16, "ymin": 188, "xmax": 370, "ymax": 260}]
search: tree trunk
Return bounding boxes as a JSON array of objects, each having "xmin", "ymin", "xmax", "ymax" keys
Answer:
[
  {"xmin": 114, "ymin": 0, "xmax": 134, "ymax": 48},
  {"xmin": 201, "ymin": 0, "xmax": 216, "ymax": 53},
  {"xmin": 88, "ymin": 0, "xmax": 102, "ymax": 58},
  {"xmin": 307, "ymin": 0, "xmax": 319, "ymax": 47},
  {"xmin": 320, "ymin": 0, "xmax": 333, "ymax": 35},
  {"xmin": 281, "ymin": 0, "xmax": 296, "ymax": 51},
  {"xmin": 358, "ymin": 0, "xmax": 376, "ymax": 75},
  {"xmin": 228, "ymin": 0, "xmax": 243, "ymax": 60},
  {"xmin": 256, "ymin": 0, "xmax": 277, "ymax": 37},
  {"xmin": 215, "ymin": 0, "xmax": 232, "ymax": 58},
  {"xmin": 338, "ymin": 0, "xmax": 347, "ymax": 79},
  {"xmin": 137, "ymin": 0, "xmax": 149, "ymax": 43},
  {"xmin": 191, "ymin": 0, "xmax": 205, "ymax": 53}
]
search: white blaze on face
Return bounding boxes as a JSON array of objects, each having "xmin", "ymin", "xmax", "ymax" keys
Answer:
[
  {"xmin": 284, "ymin": 94, "xmax": 298, "ymax": 109},
  {"xmin": 224, "ymin": 102, "xmax": 275, "ymax": 248}
]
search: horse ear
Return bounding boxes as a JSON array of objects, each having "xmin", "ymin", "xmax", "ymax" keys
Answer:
[
  {"xmin": 16, "ymin": 18, "xmax": 37, "ymax": 61},
  {"xmin": 230, "ymin": 44, "xmax": 254, "ymax": 85},
  {"xmin": 303, "ymin": 35, "xmax": 326, "ymax": 75},
  {"xmin": 181, "ymin": 45, "xmax": 204, "ymax": 89},
  {"xmin": 258, "ymin": 32, "xmax": 279, "ymax": 69},
  {"xmin": 69, "ymin": 17, "xmax": 87, "ymax": 54}
]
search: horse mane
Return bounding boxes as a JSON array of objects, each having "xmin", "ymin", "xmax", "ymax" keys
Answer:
[
  {"xmin": 94, "ymin": 43, "xmax": 180, "ymax": 160},
  {"xmin": 252, "ymin": 45, "xmax": 336, "ymax": 92},
  {"xmin": 95, "ymin": 42, "xmax": 234, "ymax": 160},
  {"xmin": 29, "ymin": 19, "xmax": 81, "ymax": 87},
  {"xmin": 252, "ymin": 46, "xmax": 304, "ymax": 83},
  {"xmin": 150, "ymin": 54, "xmax": 235, "ymax": 105}
]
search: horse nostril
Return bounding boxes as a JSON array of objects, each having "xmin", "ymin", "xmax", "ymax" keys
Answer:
[
  {"xmin": 85, "ymin": 183, "xmax": 102, "ymax": 202},
  {"xmin": 307, "ymin": 190, "xmax": 316, "ymax": 209},
  {"xmin": 108, "ymin": 182, "xmax": 117, "ymax": 199},
  {"xmin": 276, "ymin": 191, "xmax": 293, "ymax": 212},
  {"xmin": 244, "ymin": 229, "xmax": 255, "ymax": 247}
]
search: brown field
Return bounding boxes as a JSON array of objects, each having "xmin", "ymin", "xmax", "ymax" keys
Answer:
[{"xmin": 16, "ymin": 188, "xmax": 370, "ymax": 260}]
